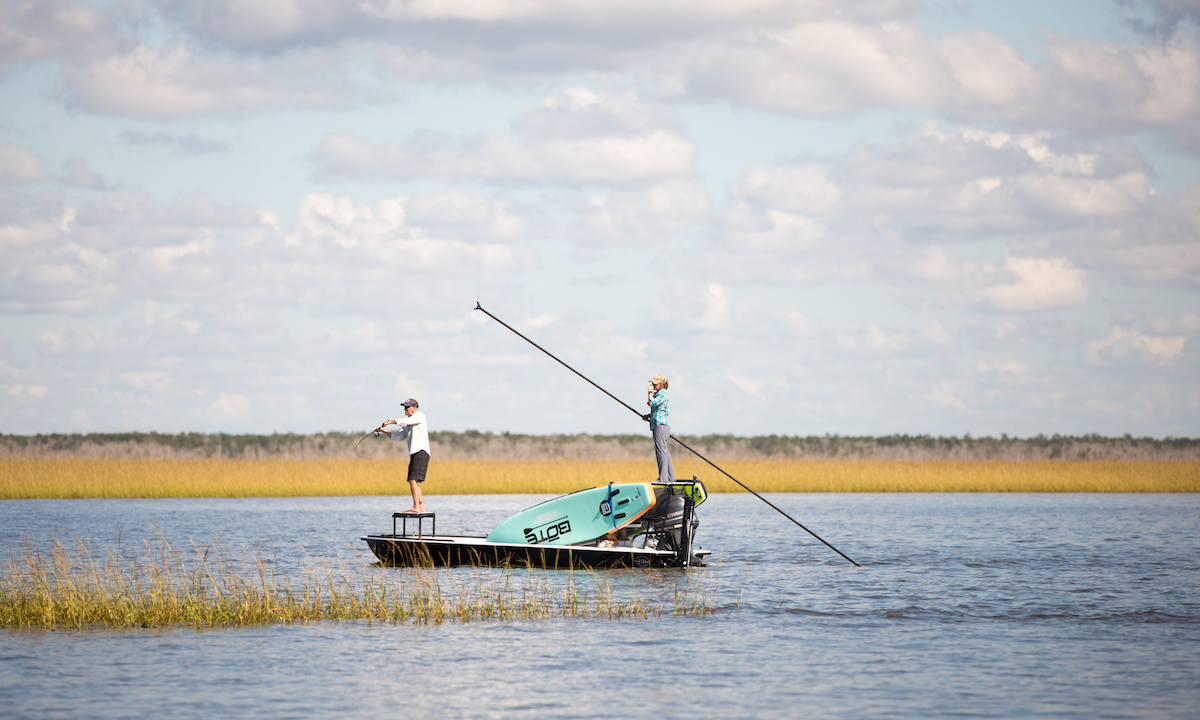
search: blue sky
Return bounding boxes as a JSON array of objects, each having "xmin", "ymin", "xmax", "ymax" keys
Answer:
[{"xmin": 1, "ymin": 0, "xmax": 1198, "ymax": 437}]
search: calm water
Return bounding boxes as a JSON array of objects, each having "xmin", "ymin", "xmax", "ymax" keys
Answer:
[{"xmin": 1, "ymin": 493, "xmax": 1198, "ymax": 719}]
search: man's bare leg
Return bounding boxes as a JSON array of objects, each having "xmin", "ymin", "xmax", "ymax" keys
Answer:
[{"xmin": 400, "ymin": 478, "xmax": 425, "ymax": 513}]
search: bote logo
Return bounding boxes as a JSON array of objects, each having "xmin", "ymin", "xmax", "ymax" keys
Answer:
[{"xmin": 523, "ymin": 519, "xmax": 571, "ymax": 544}]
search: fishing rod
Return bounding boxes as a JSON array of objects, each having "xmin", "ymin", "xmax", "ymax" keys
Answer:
[
  {"xmin": 474, "ymin": 301, "xmax": 861, "ymax": 568},
  {"xmin": 354, "ymin": 430, "xmax": 381, "ymax": 458}
]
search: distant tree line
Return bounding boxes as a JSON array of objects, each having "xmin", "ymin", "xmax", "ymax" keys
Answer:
[{"xmin": 2, "ymin": 431, "xmax": 1198, "ymax": 461}]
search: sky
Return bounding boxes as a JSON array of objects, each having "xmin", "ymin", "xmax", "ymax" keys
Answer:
[{"xmin": 1, "ymin": 0, "xmax": 1198, "ymax": 438}]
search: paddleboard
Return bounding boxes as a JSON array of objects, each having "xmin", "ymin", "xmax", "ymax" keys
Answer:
[{"xmin": 485, "ymin": 482, "xmax": 656, "ymax": 546}]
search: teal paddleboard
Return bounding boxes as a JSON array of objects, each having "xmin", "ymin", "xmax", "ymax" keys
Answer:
[{"xmin": 486, "ymin": 482, "xmax": 656, "ymax": 545}]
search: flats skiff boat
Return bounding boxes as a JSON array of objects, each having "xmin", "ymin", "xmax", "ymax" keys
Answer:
[{"xmin": 363, "ymin": 478, "xmax": 711, "ymax": 568}]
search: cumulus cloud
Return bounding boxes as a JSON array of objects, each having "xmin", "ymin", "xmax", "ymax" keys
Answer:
[
  {"xmin": 313, "ymin": 88, "xmax": 696, "ymax": 184},
  {"xmin": 0, "ymin": 185, "xmax": 538, "ymax": 315},
  {"xmin": 1083, "ymin": 326, "xmax": 1189, "ymax": 366},
  {"xmin": 159, "ymin": 0, "xmax": 916, "ymax": 52},
  {"xmin": 1150, "ymin": 311, "xmax": 1200, "ymax": 334},
  {"xmin": 666, "ymin": 21, "xmax": 1200, "ymax": 147},
  {"xmin": 120, "ymin": 130, "xmax": 231, "ymax": 154},
  {"xmin": 0, "ymin": 144, "xmax": 50, "ymax": 186},
  {"xmin": 976, "ymin": 360, "xmax": 1032, "ymax": 376},
  {"xmin": 571, "ymin": 180, "xmax": 711, "ymax": 245},
  {"xmin": 285, "ymin": 192, "xmax": 536, "ymax": 265},
  {"xmin": 919, "ymin": 380, "xmax": 966, "ymax": 409},
  {"xmin": 0, "ymin": 145, "xmax": 109, "ymax": 189},
  {"xmin": 956, "ymin": 257, "xmax": 1091, "ymax": 313},
  {"xmin": 4, "ymin": 0, "xmax": 1195, "ymax": 156},
  {"xmin": 0, "ymin": 0, "xmax": 107, "ymax": 73},
  {"xmin": 836, "ymin": 319, "xmax": 952, "ymax": 353},
  {"xmin": 701, "ymin": 122, "xmax": 1200, "ymax": 296},
  {"xmin": 649, "ymin": 282, "xmax": 736, "ymax": 333},
  {"xmin": 61, "ymin": 44, "xmax": 352, "ymax": 118},
  {"xmin": 211, "ymin": 391, "xmax": 250, "ymax": 416}
]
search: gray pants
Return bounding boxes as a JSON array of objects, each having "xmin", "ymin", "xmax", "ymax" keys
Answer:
[{"xmin": 653, "ymin": 424, "xmax": 675, "ymax": 483}]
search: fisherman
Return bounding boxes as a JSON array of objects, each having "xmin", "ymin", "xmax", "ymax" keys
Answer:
[
  {"xmin": 376, "ymin": 398, "xmax": 430, "ymax": 514},
  {"xmin": 641, "ymin": 374, "xmax": 675, "ymax": 484}
]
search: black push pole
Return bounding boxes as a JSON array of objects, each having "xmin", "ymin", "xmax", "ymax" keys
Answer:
[
  {"xmin": 473, "ymin": 302, "xmax": 861, "ymax": 568},
  {"xmin": 667, "ymin": 434, "xmax": 861, "ymax": 567}
]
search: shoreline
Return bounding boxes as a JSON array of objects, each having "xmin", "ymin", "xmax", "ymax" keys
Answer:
[
  {"xmin": 3, "ymin": 458, "xmax": 1197, "ymax": 498},
  {"xmin": 5, "ymin": 431, "xmax": 1198, "ymax": 462}
]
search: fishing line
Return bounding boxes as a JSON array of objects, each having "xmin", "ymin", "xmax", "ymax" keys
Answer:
[
  {"xmin": 474, "ymin": 301, "xmax": 861, "ymax": 567},
  {"xmin": 354, "ymin": 430, "xmax": 381, "ymax": 459}
]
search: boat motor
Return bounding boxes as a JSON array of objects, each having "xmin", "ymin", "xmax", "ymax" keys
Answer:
[{"xmin": 657, "ymin": 488, "xmax": 702, "ymax": 567}]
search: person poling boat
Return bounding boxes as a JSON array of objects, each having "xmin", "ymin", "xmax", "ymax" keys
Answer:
[
  {"xmin": 375, "ymin": 398, "xmax": 430, "ymax": 514},
  {"xmin": 641, "ymin": 374, "xmax": 675, "ymax": 484}
]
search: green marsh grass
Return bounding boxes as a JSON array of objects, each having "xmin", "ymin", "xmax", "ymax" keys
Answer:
[
  {"xmin": 0, "ymin": 535, "xmax": 718, "ymax": 629},
  {"xmin": 1, "ymin": 458, "xmax": 1196, "ymax": 498}
]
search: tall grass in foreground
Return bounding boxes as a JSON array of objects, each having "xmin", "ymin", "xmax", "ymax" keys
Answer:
[
  {"xmin": 0, "ymin": 536, "xmax": 717, "ymax": 629},
  {"xmin": 1, "ymin": 459, "xmax": 1196, "ymax": 498}
]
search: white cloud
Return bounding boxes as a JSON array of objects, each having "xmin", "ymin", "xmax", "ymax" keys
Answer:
[
  {"xmin": 730, "ymin": 165, "xmax": 841, "ymax": 215},
  {"xmin": 976, "ymin": 360, "xmax": 1032, "ymax": 376},
  {"xmin": 783, "ymin": 310, "xmax": 818, "ymax": 338},
  {"xmin": 1150, "ymin": 312, "xmax": 1200, "ymax": 334},
  {"xmin": 959, "ymin": 257, "xmax": 1091, "ymax": 313},
  {"xmin": 0, "ymin": 0, "xmax": 106, "ymax": 73},
  {"xmin": 726, "ymin": 372, "xmax": 764, "ymax": 396},
  {"xmin": 921, "ymin": 319, "xmax": 954, "ymax": 347},
  {"xmin": 0, "ymin": 145, "xmax": 109, "ymax": 190},
  {"xmin": 837, "ymin": 326, "xmax": 911, "ymax": 353},
  {"xmin": 702, "ymin": 122, "xmax": 1193, "ymax": 292},
  {"xmin": 648, "ymin": 282, "xmax": 737, "ymax": 333},
  {"xmin": 285, "ymin": 192, "xmax": 531, "ymax": 271},
  {"xmin": 314, "ymin": 129, "xmax": 695, "ymax": 183},
  {"xmin": 1083, "ymin": 327, "xmax": 1188, "ymax": 367},
  {"xmin": 120, "ymin": 371, "xmax": 173, "ymax": 393},
  {"xmin": 0, "ymin": 144, "xmax": 50, "ymax": 185},
  {"xmin": 61, "ymin": 44, "xmax": 349, "ymax": 118},
  {"xmin": 312, "ymin": 89, "xmax": 696, "ymax": 185},
  {"xmin": 668, "ymin": 21, "xmax": 1200, "ymax": 146},
  {"xmin": 211, "ymin": 392, "xmax": 251, "ymax": 416},
  {"xmin": 120, "ymin": 130, "xmax": 231, "ymax": 154},
  {"xmin": 572, "ymin": 180, "xmax": 710, "ymax": 245},
  {"xmin": 919, "ymin": 380, "xmax": 965, "ymax": 409},
  {"xmin": 5, "ymin": 384, "xmax": 49, "ymax": 398},
  {"xmin": 1016, "ymin": 172, "xmax": 1148, "ymax": 218},
  {"xmin": 163, "ymin": 0, "xmax": 916, "ymax": 50},
  {"xmin": 0, "ymin": 187, "xmax": 537, "ymax": 315}
]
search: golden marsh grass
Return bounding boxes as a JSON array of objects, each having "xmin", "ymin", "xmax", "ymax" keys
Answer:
[
  {"xmin": 1, "ymin": 458, "xmax": 1196, "ymax": 499},
  {"xmin": 0, "ymin": 536, "xmax": 717, "ymax": 629}
]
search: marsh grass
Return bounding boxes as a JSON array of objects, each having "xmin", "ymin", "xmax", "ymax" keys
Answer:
[
  {"xmin": 0, "ymin": 535, "xmax": 717, "ymax": 629},
  {"xmin": 1, "ymin": 459, "xmax": 1196, "ymax": 499}
]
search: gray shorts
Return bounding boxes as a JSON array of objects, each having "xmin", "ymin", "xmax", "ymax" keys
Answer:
[{"xmin": 407, "ymin": 450, "xmax": 430, "ymax": 484}]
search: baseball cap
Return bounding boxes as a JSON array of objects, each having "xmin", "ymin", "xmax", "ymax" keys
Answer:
[{"xmin": 401, "ymin": 398, "xmax": 419, "ymax": 408}]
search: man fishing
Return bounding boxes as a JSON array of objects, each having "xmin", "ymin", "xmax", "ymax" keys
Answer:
[{"xmin": 376, "ymin": 398, "xmax": 430, "ymax": 513}]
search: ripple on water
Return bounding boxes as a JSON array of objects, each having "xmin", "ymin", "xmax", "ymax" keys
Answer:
[{"xmin": 1, "ymin": 493, "xmax": 1198, "ymax": 719}]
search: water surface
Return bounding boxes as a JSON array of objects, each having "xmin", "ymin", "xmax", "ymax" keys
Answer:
[{"xmin": 2, "ymin": 493, "xmax": 1197, "ymax": 719}]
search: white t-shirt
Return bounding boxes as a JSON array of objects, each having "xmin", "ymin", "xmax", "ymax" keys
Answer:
[{"xmin": 389, "ymin": 411, "xmax": 430, "ymax": 456}]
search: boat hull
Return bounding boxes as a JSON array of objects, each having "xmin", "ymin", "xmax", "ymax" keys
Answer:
[{"xmin": 362, "ymin": 534, "xmax": 692, "ymax": 568}]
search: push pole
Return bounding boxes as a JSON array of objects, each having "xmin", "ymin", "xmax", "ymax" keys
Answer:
[{"xmin": 473, "ymin": 302, "xmax": 861, "ymax": 567}]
